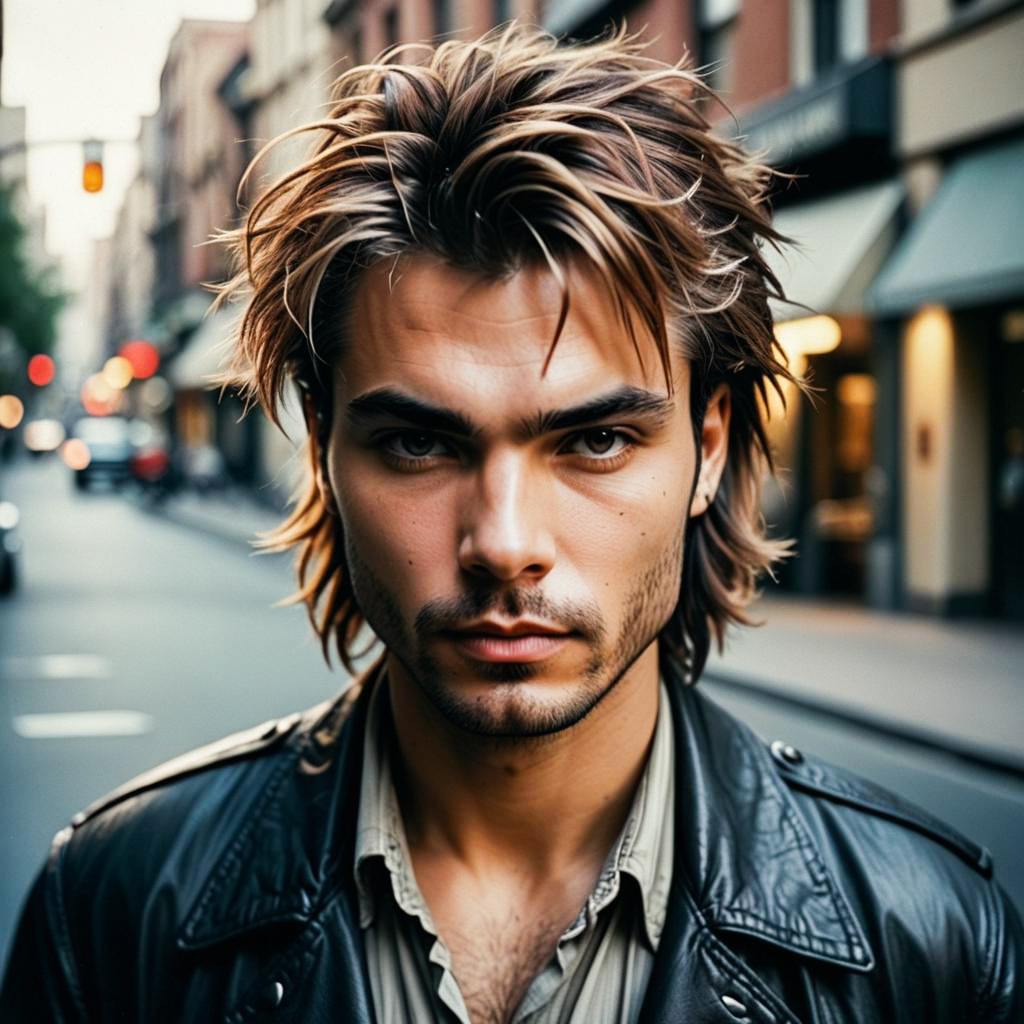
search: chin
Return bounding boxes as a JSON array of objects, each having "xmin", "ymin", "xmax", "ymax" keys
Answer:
[{"xmin": 418, "ymin": 670, "xmax": 611, "ymax": 738}]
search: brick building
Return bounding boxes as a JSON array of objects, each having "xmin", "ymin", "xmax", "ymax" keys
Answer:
[{"xmin": 123, "ymin": 0, "xmax": 1023, "ymax": 615}]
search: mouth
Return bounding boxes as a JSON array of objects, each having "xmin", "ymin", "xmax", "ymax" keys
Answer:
[{"xmin": 442, "ymin": 619, "xmax": 573, "ymax": 664}]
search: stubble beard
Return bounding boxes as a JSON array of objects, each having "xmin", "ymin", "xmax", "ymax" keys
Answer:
[{"xmin": 345, "ymin": 531, "xmax": 684, "ymax": 742}]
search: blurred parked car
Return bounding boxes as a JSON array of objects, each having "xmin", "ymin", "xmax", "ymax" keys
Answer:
[
  {"xmin": 128, "ymin": 420, "xmax": 176, "ymax": 497},
  {"xmin": 0, "ymin": 499, "xmax": 20, "ymax": 595},
  {"xmin": 69, "ymin": 416, "xmax": 133, "ymax": 490}
]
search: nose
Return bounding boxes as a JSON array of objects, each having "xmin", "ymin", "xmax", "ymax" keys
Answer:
[{"xmin": 457, "ymin": 451, "xmax": 556, "ymax": 583}]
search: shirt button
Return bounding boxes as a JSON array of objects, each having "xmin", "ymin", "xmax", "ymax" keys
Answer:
[
  {"xmin": 770, "ymin": 739, "xmax": 804, "ymax": 766},
  {"xmin": 721, "ymin": 994, "xmax": 749, "ymax": 1018},
  {"xmin": 264, "ymin": 981, "xmax": 284, "ymax": 1007}
]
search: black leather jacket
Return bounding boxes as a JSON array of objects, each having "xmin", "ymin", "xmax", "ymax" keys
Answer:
[{"xmin": 3, "ymin": 669, "xmax": 1021, "ymax": 1023}]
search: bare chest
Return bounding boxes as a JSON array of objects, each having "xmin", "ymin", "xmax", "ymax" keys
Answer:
[{"xmin": 439, "ymin": 906, "xmax": 570, "ymax": 1024}]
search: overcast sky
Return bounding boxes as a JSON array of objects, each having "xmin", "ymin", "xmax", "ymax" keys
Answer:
[{"xmin": 2, "ymin": 0, "xmax": 254, "ymax": 368}]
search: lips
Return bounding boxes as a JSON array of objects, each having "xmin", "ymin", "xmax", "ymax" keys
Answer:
[{"xmin": 444, "ymin": 620, "xmax": 572, "ymax": 663}]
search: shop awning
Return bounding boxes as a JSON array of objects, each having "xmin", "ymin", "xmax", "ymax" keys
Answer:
[
  {"xmin": 870, "ymin": 136, "xmax": 1024, "ymax": 314},
  {"xmin": 766, "ymin": 180, "xmax": 904, "ymax": 322},
  {"xmin": 169, "ymin": 307, "xmax": 240, "ymax": 390}
]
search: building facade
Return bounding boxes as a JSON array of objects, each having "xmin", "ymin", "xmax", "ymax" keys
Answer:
[
  {"xmin": 535, "ymin": 0, "xmax": 1023, "ymax": 622},
  {"xmin": 105, "ymin": 0, "xmax": 1024, "ymax": 616},
  {"xmin": 144, "ymin": 20, "xmax": 255, "ymax": 488},
  {"xmin": 871, "ymin": 0, "xmax": 1024, "ymax": 620},
  {"xmin": 150, "ymin": 19, "xmax": 250, "ymax": 339},
  {"xmin": 105, "ymin": 115, "xmax": 160, "ymax": 360}
]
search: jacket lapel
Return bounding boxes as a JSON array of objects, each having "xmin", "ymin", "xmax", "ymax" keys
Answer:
[
  {"xmin": 175, "ymin": 668, "xmax": 381, "ymax": 1022},
  {"xmin": 172, "ymin": 660, "xmax": 873, "ymax": 1023},
  {"xmin": 641, "ymin": 677, "xmax": 874, "ymax": 1022}
]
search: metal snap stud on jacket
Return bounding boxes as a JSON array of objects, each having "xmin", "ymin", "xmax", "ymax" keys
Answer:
[
  {"xmin": 770, "ymin": 739, "xmax": 804, "ymax": 766},
  {"xmin": 721, "ymin": 993, "xmax": 749, "ymax": 1018}
]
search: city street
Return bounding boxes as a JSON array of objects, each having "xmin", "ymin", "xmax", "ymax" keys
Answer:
[
  {"xmin": 0, "ymin": 457, "xmax": 347, "ymax": 967},
  {"xmin": 2, "ymin": 456, "xmax": 1023, "ymax": 972}
]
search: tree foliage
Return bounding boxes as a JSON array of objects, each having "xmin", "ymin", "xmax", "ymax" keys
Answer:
[{"xmin": 0, "ymin": 183, "xmax": 65, "ymax": 392}]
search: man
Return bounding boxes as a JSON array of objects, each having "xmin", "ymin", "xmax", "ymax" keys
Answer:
[{"xmin": 2, "ymin": 25, "xmax": 1021, "ymax": 1024}]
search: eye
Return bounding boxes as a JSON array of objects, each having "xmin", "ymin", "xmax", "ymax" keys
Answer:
[
  {"xmin": 385, "ymin": 431, "xmax": 448, "ymax": 460},
  {"xmin": 563, "ymin": 428, "xmax": 631, "ymax": 459},
  {"xmin": 397, "ymin": 432, "xmax": 439, "ymax": 457}
]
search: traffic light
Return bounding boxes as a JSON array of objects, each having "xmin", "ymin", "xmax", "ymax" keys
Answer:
[{"xmin": 83, "ymin": 139, "xmax": 104, "ymax": 193}]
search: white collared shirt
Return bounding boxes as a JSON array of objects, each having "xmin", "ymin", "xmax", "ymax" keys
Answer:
[{"xmin": 353, "ymin": 678, "xmax": 676, "ymax": 1023}]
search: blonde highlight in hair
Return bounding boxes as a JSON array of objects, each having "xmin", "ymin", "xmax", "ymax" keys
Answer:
[{"xmin": 217, "ymin": 22, "xmax": 796, "ymax": 680}]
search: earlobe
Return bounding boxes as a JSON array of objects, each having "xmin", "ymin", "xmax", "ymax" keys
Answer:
[{"xmin": 689, "ymin": 383, "xmax": 731, "ymax": 516}]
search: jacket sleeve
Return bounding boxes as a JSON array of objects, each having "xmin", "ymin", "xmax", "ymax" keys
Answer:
[
  {"xmin": 979, "ymin": 880, "xmax": 1024, "ymax": 1022},
  {"xmin": 0, "ymin": 830, "xmax": 88, "ymax": 1023}
]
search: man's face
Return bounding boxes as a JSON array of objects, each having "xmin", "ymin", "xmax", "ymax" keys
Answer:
[{"xmin": 324, "ymin": 255, "xmax": 723, "ymax": 738}]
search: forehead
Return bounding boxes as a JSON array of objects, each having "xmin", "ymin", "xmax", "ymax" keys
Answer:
[{"xmin": 337, "ymin": 255, "xmax": 688, "ymax": 410}]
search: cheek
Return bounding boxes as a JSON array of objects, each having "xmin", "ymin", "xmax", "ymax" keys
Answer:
[
  {"xmin": 565, "ymin": 455, "xmax": 691, "ymax": 569},
  {"xmin": 333, "ymin": 461, "xmax": 455, "ymax": 600}
]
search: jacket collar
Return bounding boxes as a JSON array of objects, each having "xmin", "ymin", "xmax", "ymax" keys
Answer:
[
  {"xmin": 666, "ymin": 674, "xmax": 874, "ymax": 972},
  {"xmin": 177, "ymin": 671, "xmax": 375, "ymax": 951},
  {"xmin": 178, "ymin": 659, "xmax": 873, "ymax": 973}
]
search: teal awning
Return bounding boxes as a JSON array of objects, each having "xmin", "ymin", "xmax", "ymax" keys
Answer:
[
  {"xmin": 169, "ymin": 307, "xmax": 240, "ymax": 391},
  {"xmin": 766, "ymin": 180, "xmax": 904, "ymax": 322},
  {"xmin": 870, "ymin": 136, "xmax": 1024, "ymax": 314}
]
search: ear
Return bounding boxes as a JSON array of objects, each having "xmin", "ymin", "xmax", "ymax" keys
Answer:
[{"xmin": 689, "ymin": 383, "xmax": 731, "ymax": 517}]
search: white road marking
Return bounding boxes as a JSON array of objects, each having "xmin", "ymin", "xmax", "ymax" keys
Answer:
[
  {"xmin": 1, "ymin": 655, "xmax": 111, "ymax": 679},
  {"xmin": 2, "ymin": 654, "xmax": 112, "ymax": 680},
  {"xmin": 12, "ymin": 711, "xmax": 154, "ymax": 739}
]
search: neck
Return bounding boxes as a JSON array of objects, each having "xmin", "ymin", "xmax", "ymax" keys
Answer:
[{"xmin": 386, "ymin": 645, "xmax": 660, "ymax": 880}]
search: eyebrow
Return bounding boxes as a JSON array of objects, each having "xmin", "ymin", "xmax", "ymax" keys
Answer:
[
  {"xmin": 345, "ymin": 385, "xmax": 673, "ymax": 439},
  {"xmin": 346, "ymin": 388, "xmax": 479, "ymax": 436},
  {"xmin": 521, "ymin": 386, "xmax": 674, "ymax": 437}
]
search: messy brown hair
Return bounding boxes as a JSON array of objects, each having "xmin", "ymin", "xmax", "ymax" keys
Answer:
[{"xmin": 217, "ymin": 22, "xmax": 794, "ymax": 683}]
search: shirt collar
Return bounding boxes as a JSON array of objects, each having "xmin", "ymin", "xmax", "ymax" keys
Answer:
[
  {"xmin": 352, "ymin": 675, "xmax": 675, "ymax": 950},
  {"xmin": 353, "ymin": 678, "xmax": 439, "ymax": 933},
  {"xmin": 176, "ymin": 663, "xmax": 874, "ymax": 976}
]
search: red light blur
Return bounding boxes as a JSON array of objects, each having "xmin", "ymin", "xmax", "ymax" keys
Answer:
[
  {"xmin": 132, "ymin": 449, "xmax": 170, "ymax": 482},
  {"xmin": 28, "ymin": 354, "xmax": 56, "ymax": 387},
  {"xmin": 119, "ymin": 340, "xmax": 160, "ymax": 380}
]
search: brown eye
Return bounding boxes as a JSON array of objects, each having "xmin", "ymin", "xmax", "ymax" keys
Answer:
[
  {"xmin": 562, "ymin": 428, "xmax": 631, "ymax": 462},
  {"xmin": 400, "ymin": 432, "xmax": 437, "ymax": 457},
  {"xmin": 581, "ymin": 428, "xmax": 617, "ymax": 455}
]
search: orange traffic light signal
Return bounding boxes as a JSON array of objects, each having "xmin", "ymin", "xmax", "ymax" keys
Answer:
[
  {"xmin": 83, "ymin": 161, "xmax": 103, "ymax": 192},
  {"xmin": 83, "ymin": 139, "xmax": 103, "ymax": 193}
]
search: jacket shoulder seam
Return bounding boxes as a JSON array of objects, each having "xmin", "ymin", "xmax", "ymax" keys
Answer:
[
  {"xmin": 773, "ymin": 750, "xmax": 992, "ymax": 877},
  {"xmin": 70, "ymin": 712, "xmax": 302, "ymax": 829}
]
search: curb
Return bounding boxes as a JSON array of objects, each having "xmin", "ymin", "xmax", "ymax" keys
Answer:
[
  {"xmin": 703, "ymin": 669, "xmax": 1024, "ymax": 781},
  {"xmin": 135, "ymin": 496, "xmax": 278, "ymax": 550}
]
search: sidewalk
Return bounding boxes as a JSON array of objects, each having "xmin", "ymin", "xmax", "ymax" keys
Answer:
[
  {"xmin": 152, "ymin": 490, "xmax": 1024, "ymax": 775},
  {"xmin": 143, "ymin": 487, "xmax": 283, "ymax": 547},
  {"xmin": 707, "ymin": 595, "xmax": 1024, "ymax": 775}
]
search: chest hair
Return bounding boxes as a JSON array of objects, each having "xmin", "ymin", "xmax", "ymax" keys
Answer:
[{"xmin": 443, "ymin": 910, "xmax": 569, "ymax": 1024}]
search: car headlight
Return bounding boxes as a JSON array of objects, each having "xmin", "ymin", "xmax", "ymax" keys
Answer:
[{"xmin": 0, "ymin": 501, "xmax": 20, "ymax": 531}]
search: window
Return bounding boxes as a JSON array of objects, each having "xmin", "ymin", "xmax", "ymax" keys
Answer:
[
  {"xmin": 493, "ymin": 0, "xmax": 511, "ymax": 26},
  {"xmin": 699, "ymin": 0, "xmax": 741, "ymax": 95},
  {"xmin": 792, "ymin": 0, "xmax": 867, "ymax": 84},
  {"xmin": 383, "ymin": 5, "xmax": 398, "ymax": 47},
  {"xmin": 434, "ymin": 0, "xmax": 452, "ymax": 36}
]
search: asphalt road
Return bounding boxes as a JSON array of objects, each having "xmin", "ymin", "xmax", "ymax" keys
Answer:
[
  {"xmin": 2, "ymin": 457, "xmax": 1022, "ymax": 972},
  {"xmin": 0, "ymin": 458, "xmax": 346, "ymax": 968}
]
